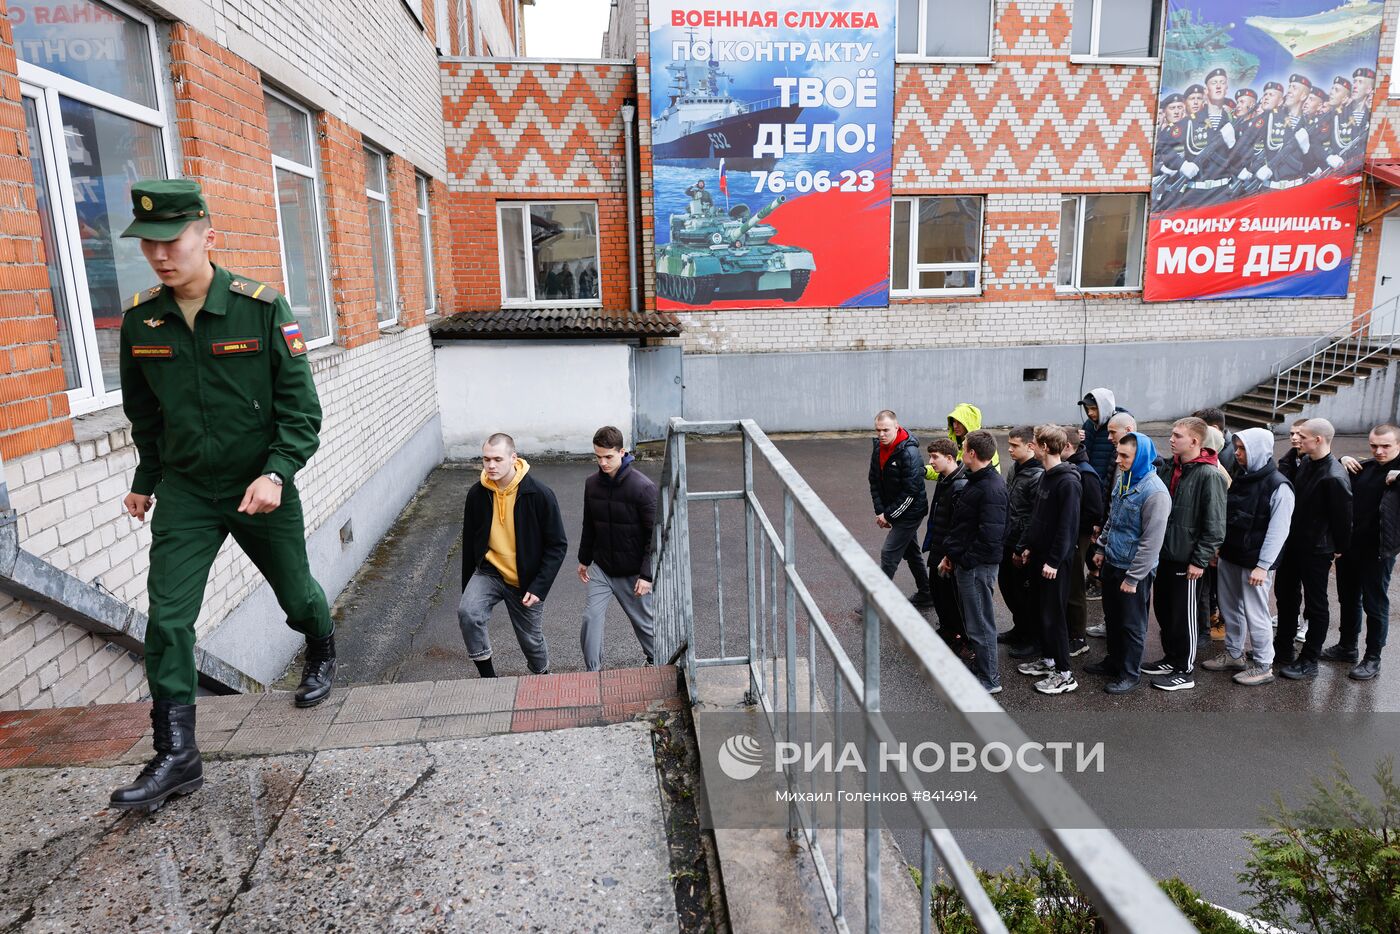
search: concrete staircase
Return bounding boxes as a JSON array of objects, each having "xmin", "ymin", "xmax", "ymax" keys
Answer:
[{"xmin": 1222, "ymin": 337, "xmax": 1400, "ymax": 430}]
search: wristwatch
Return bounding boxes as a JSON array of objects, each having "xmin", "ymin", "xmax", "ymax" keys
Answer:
[{"xmin": 263, "ymin": 472, "xmax": 284, "ymax": 486}]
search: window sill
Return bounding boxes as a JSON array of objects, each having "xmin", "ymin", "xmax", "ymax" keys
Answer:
[
  {"xmin": 1069, "ymin": 55, "xmax": 1159, "ymax": 67},
  {"xmin": 890, "ymin": 289, "xmax": 982, "ymax": 299},
  {"xmin": 896, "ymin": 56, "xmax": 994, "ymax": 65},
  {"xmin": 500, "ymin": 301, "xmax": 605, "ymax": 309},
  {"xmin": 1055, "ymin": 286, "xmax": 1142, "ymax": 296},
  {"xmin": 72, "ymin": 406, "xmax": 131, "ymax": 444}
]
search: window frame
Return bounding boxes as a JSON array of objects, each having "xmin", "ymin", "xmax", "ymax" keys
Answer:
[
  {"xmin": 495, "ymin": 200, "xmax": 603, "ymax": 309},
  {"xmin": 416, "ymin": 174, "xmax": 436, "ymax": 315},
  {"xmin": 363, "ymin": 145, "xmax": 399, "ymax": 328},
  {"xmin": 1069, "ymin": 0, "xmax": 1163, "ymax": 66},
  {"xmin": 1055, "ymin": 193, "xmax": 1147, "ymax": 294},
  {"xmin": 264, "ymin": 86, "xmax": 335, "ymax": 351},
  {"xmin": 896, "ymin": 0, "xmax": 996, "ymax": 63},
  {"xmin": 16, "ymin": 0, "xmax": 174, "ymax": 415},
  {"xmin": 888, "ymin": 195, "xmax": 985, "ymax": 298}
]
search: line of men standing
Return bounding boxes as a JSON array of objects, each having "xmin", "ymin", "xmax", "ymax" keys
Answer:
[{"xmin": 868, "ymin": 401, "xmax": 1400, "ymax": 698}]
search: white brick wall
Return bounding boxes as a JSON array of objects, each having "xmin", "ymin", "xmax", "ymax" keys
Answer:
[{"xmin": 0, "ymin": 326, "xmax": 438, "ymax": 710}]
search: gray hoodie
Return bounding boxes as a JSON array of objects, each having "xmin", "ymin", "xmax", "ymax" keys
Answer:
[{"xmin": 1234, "ymin": 427, "xmax": 1295, "ymax": 570}]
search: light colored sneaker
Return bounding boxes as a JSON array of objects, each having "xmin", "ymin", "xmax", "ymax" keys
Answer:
[
  {"xmin": 1201, "ymin": 652, "xmax": 1246, "ymax": 672},
  {"xmin": 1294, "ymin": 623, "xmax": 1308, "ymax": 642},
  {"xmin": 1018, "ymin": 659, "xmax": 1054, "ymax": 676},
  {"xmin": 1233, "ymin": 665, "xmax": 1275, "ymax": 686},
  {"xmin": 1034, "ymin": 672, "xmax": 1079, "ymax": 695},
  {"xmin": 1085, "ymin": 623, "xmax": 1107, "ymax": 638}
]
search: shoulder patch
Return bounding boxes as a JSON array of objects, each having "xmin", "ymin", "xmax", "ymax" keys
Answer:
[
  {"xmin": 1170, "ymin": 126, "xmax": 1182, "ymax": 137},
  {"xmin": 123, "ymin": 286, "xmax": 163, "ymax": 313},
  {"xmin": 229, "ymin": 278, "xmax": 281, "ymax": 304},
  {"xmin": 280, "ymin": 321, "xmax": 308, "ymax": 356}
]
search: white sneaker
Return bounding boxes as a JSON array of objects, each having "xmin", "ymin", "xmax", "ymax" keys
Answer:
[
  {"xmin": 1201, "ymin": 652, "xmax": 1246, "ymax": 672},
  {"xmin": 1034, "ymin": 672, "xmax": 1079, "ymax": 695},
  {"xmin": 1086, "ymin": 624, "xmax": 1107, "ymax": 638},
  {"xmin": 1018, "ymin": 659, "xmax": 1054, "ymax": 676},
  {"xmin": 1294, "ymin": 623, "xmax": 1309, "ymax": 643}
]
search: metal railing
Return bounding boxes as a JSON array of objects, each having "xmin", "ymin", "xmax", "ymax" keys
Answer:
[
  {"xmin": 650, "ymin": 418, "xmax": 1194, "ymax": 934},
  {"xmin": 1270, "ymin": 294, "xmax": 1400, "ymax": 416}
]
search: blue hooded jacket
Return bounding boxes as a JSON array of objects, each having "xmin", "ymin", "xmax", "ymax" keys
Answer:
[{"xmin": 1100, "ymin": 432, "xmax": 1171, "ymax": 580}]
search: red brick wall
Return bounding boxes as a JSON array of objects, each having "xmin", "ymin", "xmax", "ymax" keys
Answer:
[
  {"xmin": 317, "ymin": 112, "xmax": 379, "ymax": 348},
  {"xmin": 0, "ymin": 0, "xmax": 72, "ymax": 460},
  {"xmin": 168, "ymin": 24, "xmax": 282, "ymax": 287},
  {"xmin": 388, "ymin": 155, "xmax": 427, "ymax": 329},
  {"xmin": 429, "ymin": 177, "xmax": 455, "ymax": 312}
]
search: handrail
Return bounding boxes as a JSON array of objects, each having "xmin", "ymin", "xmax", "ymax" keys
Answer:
[
  {"xmin": 1270, "ymin": 295, "xmax": 1400, "ymax": 418},
  {"xmin": 649, "ymin": 418, "xmax": 1195, "ymax": 934}
]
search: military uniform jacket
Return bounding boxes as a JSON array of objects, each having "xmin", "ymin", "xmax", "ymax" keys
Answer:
[
  {"xmin": 1251, "ymin": 110, "xmax": 1311, "ymax": 181},
  {"xmin": 119, "ymin": 264, "xmax": 322, "ymax": 499},
  {"xmin": 1182, "ymin": 108, "xmax": 1235, "ymax": 181}
]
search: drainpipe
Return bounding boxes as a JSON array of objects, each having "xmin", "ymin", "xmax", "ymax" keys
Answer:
[{"xmin": 621, "ymin": 99, "xmax": 640, "ymax": 315}]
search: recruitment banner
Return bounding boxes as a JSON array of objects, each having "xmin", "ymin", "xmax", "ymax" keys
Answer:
[
  {"xmin": 647, "ymin": 1, "xmax": 895, "ymax": 309},
  {"xmin": 1144, "ymin": 0, "xmax": 1383, "ymax": 301}
]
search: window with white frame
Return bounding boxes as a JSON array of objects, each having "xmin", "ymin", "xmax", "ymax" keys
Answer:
[
  {"xmin": 364, "ymin": 147, "xmax": 398, "ymax": 326},
  {"xmin": 897, "ymin": 0, "xmax": 994, "ymax": 60},
  {"xmin": 416, "ymin": 174, "xmax": 436, "ymax": 313},
  {"xmin": 14, "ymin": 0, "xmax": 170, "ymax": 413},
  {"xmin": 891, "ymin": 196, "xmax": 983, "ymax": 295},
  {"xmin": 497, "ymin": 202, "xmax": 601, "ymax": 306},
  {"xmin": 265, "ymin": 89, "xmax": 333, "ymax": 347},
  {"xmin": 1071, "ymin": 0, "xmax": 1163, "ymax": 61},
  {"xmin": 1057, "ymin": 194, "xmax": 1146, "ymax": 291}
]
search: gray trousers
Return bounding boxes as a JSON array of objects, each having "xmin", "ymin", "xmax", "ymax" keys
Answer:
[
  {"xmin": 1217, "ymin": 558, "xmax": 1275, "ymax": 668},
  {"xmin": 580, "ymin": 565, "xmax": 656, "ymax": 672},
  {"xmin": 457, "ymin": 569, "xmax": 550, "ymax": 674},
  {"xmin": 954, "ymin": 563, "xmax": 1000, "ymax": 689}
]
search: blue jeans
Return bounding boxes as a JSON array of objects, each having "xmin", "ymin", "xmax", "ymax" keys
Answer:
[
  {"xmin": 1336, "ymin": 552, "xmax": 1395, "ymax": 659},
  {"xmin": 457, "ymin": 567, "xmax": 550, "ymax": 674},
  {"xmin": 954, "ymin": 563, "xmax": 1000, "ymax": 689}
]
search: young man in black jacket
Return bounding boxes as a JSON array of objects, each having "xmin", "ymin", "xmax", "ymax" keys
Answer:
[
  {"xmin": 459, "ymin": 433, "xmax": 568, "ymax": 677},
  {"xmin": 940, "ymin": 430, "xmax": 1008, "ymax": 693},
  {"xmin": 870, "ymin": 410, "xmax": 932, "ymax": 604},
  {"xmin": 1277, "ymin": 419, "xmax": 1353, "ymax": 679},
  {"xmin": 999, "ymin": 426, "xmax": 1043, "ymax": 654},
  {"xmin": 578, "ymin": 426, "xmax": 658, "ymax": 671},
  {"xmin": 1330, "ymin": 425, "xmax": 1398, "ymax": 679},
  {"xmin": 1063, "ymin": 433, "xmax": 1105, "ymax": 657},
  {"xmin": 923, "ymin": 438, "xmax": 969, "ymax": 653},
  {"xmin": 1016, "ymin": 425, "xmax": 1082, "ymax": 695}
]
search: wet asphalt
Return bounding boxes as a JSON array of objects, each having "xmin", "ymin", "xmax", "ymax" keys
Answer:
[{"xmin": 327, "ymin": 428, "xmax": 1398, "ymax": 916}]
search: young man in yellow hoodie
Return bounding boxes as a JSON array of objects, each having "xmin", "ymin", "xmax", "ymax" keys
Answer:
[{"xmin": 458, "ymin": 433, "xmax": 568, "ymax": 677}]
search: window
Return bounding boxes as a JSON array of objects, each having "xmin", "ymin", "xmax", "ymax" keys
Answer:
[
  {"xmin": 897, "ymin": 0, "xmax": 993, "ymax": 60},
  {"xmin": 434, "ymin": 0, "xmax": 450, "ymax": 53},
  {"xmin": 497, "ymin": 202, "xmax": 601, "ymax": 306},
  {"xmin": 1071, "ymin": 0, "xmax": 1163, "ymax": 61},
  {"xmin": 890, "ymin": 196, "xmax": 983, "ymax": 296},
  {"xmin": 14, "ymin": 0, "xmax": 171, "ymax": 413},
  {"xmin": 1057, "ymin": 194, "xmax": 1147, "ymax": 291},
  {"xmin": 417, "ymin": 175, "xmax": 437, "ymax": 314},
  {"xmin": 265, "ymin": 89, "xmax": 333, "ymax": 347},
  {"xmin": 364, "ymin": 147, "xmax": 398, "ymax": 326}
]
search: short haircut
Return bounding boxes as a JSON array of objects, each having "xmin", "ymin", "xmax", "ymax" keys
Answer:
[
  {"xmin": 1291, "ymin": 417, "xmax": 1309, "ymax": 427},
  {"xmin": 592, "ymin": 425, "xmax": 625, "ymax": 451},
  {"xmin": 927, "ymin": 437, "xmax": 958, "ymax": 458},
  {"xmin": 875, "ymin": 409, "xmax": 897, "ymax": 423},
  {"xmin": 1174, "ymin": 416, "xmax": 1208, "ymax": 443},
  {"xmin": 1117, "ymin": 433, "xmax": 1139, "ymax": 451},
  {"xmin": 1008, "ymin": 424, "xmax": 1036, "ymax": 443},
  {"xmin": 1107, "ymin": 411, "xmax": 1137, "ymax": 431},
  {"xmin": 963, "ymin": 430, "xmax": 996, "ymax": 462},
  {"xmin": 1193, "ymin": 407, "xmax": 1226, "ymax": 430},
  {"xmin": 1062, "ymin": 431, "xmax": 1080, "ymax": 452},
  {"xmin": 484, "ymin": 432, "xmax": 516, "ymax": 453},
  {"xmin": 1035, "ymin": 424, "xmax": 1068, "ymax": 453},
  {"xmin": 1301, "ymin": 418, "xmax": 1335, "ymax": 442},
  {"xmin": 1372, "ymin": 423, "xmax": 1400, "ymax": 441}
]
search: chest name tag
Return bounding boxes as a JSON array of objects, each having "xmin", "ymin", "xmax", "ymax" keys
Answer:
[
  {"xmin": 131, "ymin": 345, "xmax": 174, "ymax": 359},
  {"xmin": 280, "ymin": 322, "xmax": 307, "ymax": 356},
  {"xmin": 212, "ymin": 338, "xmax": 261, "ymax": 356}
]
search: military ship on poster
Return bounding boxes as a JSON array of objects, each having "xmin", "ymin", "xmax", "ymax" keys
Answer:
[
  {"xmin": 1245, "ymin": 0, "xmax": 1382, "ymax": 59},
  {"xmin": 651, "ymin": 38, "xmax": 802, "ymax": 170}
]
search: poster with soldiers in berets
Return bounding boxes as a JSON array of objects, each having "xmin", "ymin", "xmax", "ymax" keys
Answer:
[{"xmin": 1144, "ymin": 0, "xmax": 1383, "ymax": 301}]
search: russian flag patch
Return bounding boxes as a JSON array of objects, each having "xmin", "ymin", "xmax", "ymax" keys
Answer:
[{"xmin": 280, "ymin": 322, "xmax": 307, "ymax": 356}]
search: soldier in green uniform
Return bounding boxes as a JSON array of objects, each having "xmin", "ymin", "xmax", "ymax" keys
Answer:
[{"xmin": 109, "ymin": 179, "xmax": 337, "ymax": 812}]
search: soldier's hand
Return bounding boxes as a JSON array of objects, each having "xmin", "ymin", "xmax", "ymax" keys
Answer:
[
  {"xmin": 577, "ymin": 564, "xmax": 590, "ymax": 584},
  {"xmin": 124, "ymin": 492, "xmax": 155, "ymax": 522},
  {"xmin": 237, "ymin": 476, "xmax": 283, "ymax": 515},
  {"xmin": 1180, "ymin": 161, "xmax": 1200, "ymax": 179}
]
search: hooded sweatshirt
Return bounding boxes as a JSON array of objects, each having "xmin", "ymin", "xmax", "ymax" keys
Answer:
[
  {"xmin": 1099, "ymin": 432, "xmax": 1171, "ymax": 583},
  {"xmin": 483, "ymin": 458, "xmax": 530, "ymax": 586},
  {"xmin": 1080, "ymin": 388, "xmax": 1128, "ymax": 492},
  {"xmin": 1220, "ymin": 427, "xmax": 1294, "ymax": 571},
  {"xmin": 928, "ymin": 403, "xmax": 1000, "ymax": 480}
]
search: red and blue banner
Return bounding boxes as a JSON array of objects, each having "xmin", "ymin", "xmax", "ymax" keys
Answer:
[
  {"xmin": 1144, "ymin": 0, "xmax": 1383, "ymax": 302},
  {"xmin": 647, "ymin": 1, "xmax": 896, "ymax": 309}
]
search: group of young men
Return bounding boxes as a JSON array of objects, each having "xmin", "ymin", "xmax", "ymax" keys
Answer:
[
  {"xmin": 1152, "ymin": 65, "xmax": 1374, "ymax": 208},
  {"xmin": 869, "ymin": 396, "xmax": 1399, "ymax": 698}
]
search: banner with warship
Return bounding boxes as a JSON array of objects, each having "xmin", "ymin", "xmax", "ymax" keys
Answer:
[
  {"xmin": 1144, "ymin": 0, "xmax": 1383, "ymax": 301},
  {"xmin": 646, "ymin": 1, "xmax": 896, "ymax": 309}
]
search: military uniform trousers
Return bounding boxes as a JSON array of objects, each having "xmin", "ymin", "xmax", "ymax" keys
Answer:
[{"xmin": 145, "ymin": 480, "xmax": 331, "ymax": 703}]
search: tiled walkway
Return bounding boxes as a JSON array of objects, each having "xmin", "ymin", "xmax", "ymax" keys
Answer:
[{"xmin": 0, "ymin": 666, "xmax": 681, "ymax": 768}]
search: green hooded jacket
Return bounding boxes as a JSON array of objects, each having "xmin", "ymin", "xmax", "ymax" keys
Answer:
[{"xmin": 925, "ymin": 402, "xmax": 1000, "ymax": 481}]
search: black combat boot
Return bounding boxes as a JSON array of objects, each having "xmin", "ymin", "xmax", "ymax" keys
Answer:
[
  {"xmin": 110, "ymin": 700, "xmax": 203, "ymax": 812},
  {"xmin": 295, "ymin": 632, "xmax": 337, "ymax": 707}
]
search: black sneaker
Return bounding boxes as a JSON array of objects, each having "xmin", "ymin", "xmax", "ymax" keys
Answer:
[
  {"xmin": 1008, "ymin": 642, "xmax": 1041, "ymax": 659},
  {"xmin": 1320, "ymin": 644, "xmax": 1359, "ymax": 664},
  {"xmin": 1103, "ymin": 678, "xmax": 1139, "ymax": 695},
  {"xmin": 1086, "ymin": 579, "xmax": 1102, "ymax": 600},
  {"xmin": 1151, "ymin": 672, "xmax": 1195, "ymax": 692},
  {"xmin": 909, "ymin": 590, "xmax": 935, "ymax": 608},
  {"xmin": 1140, "ymin": 659, "xmax": 1175, "ymax": 677},
  {"xmin": 1349, "ymin": 657, "xmax": 1381, "ymax": 681},
  {"xmin": 1068, "ymin": 638, "xmax": 1089, "ymax": 657},
  {"xmin": 1083, "ymin": 658, "xmax": 1116, "ymax": 677},
  {"xmin": 1279, "ymin": 658, "xmax": 1319, "ymax": 680}
]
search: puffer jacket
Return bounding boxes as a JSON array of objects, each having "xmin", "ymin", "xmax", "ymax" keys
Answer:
[
  {"xmin": 1003, "ymin": 457, "xmax": 1044, "ymax": 553},
  {"xmin": 578, "ymin": 454, "xmax": 658, "ymax": 581},
  {"xmin": 1080, "ymin": 387, "xmax": 1129, "ymax": 495},
  {"xmin": 1155, "ymin": 456, "xmax": 1228, "ymax": 568},
  {"xmin": 922, "ymin": 463, "xmax": 968, "ymax": 559},
  {"xmin": 869, "ymin": 432, "xmax": 928, "ymax": 524}
]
